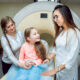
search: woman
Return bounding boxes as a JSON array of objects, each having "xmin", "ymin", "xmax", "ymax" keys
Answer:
[
  {"xmin": 42, "ymin": 5, "xmax": 80, "ymax": 80},
  {"xmin": 0, "ymin": 16, "xmax": 27, "ymax": 74}
]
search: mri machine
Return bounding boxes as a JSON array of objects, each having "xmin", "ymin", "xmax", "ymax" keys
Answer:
[{"xmin": 1, "ymin": 1, "xmax": 80, "ymax": 80}]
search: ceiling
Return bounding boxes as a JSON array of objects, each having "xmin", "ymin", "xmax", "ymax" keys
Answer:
[
  {"xmin": 0, "ymin": 0, "xmax": 79, "ymax": 3},
  {"xmin": 61, "ymin": 0, "xmax": 80, "ymax": 4},
  {"xmin": 0, "ymin": 0, "xmax": 34, "ymax": 3}
]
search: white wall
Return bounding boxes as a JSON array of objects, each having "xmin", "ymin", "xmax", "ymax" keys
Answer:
[
  {"xmin": 0, "ymin": 2, "xmax": 33, "ymax": 37},
  {"xmin": 68, "ymin": 4, "xmax": 80, "ymax": 17},
  {"xmin": 0, "ymin": 2, "xmax": 80, "ymax": 37},
  {"xmin": 37, "ymin": 0, "xmax": 48, "ymax": 1},
  {"xmin": 62, "ymin": 2, "xmax": 80, "ymax": 18}
]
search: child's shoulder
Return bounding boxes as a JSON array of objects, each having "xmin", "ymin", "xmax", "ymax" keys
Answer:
[{"xmin": 22, "ymin": 42, "xmax": 29, "ymax": 47}]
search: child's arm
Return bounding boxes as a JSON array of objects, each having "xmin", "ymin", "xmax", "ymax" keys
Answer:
[
  {"xmin": 18, "ymin": 45, "xmax": 26, "ymax": 67},
  {"xmin": 19, "ymin": 45, "xmax": 25, "ymax": 63},
  {"xmin": 18, "ymin": 45, "xmax": 32, "ymax": 69}
]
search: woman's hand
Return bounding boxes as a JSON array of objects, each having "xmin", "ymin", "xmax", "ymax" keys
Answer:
[
  {"xmin": 18, "ymin": 61, "xmax": 32, "ymax": 69},
  {"xmin": 41, "ymin": 69, "xmax": 57, "ymax": 76},
  {"xmin": 42, "ymin": 64, "xmax": 65, "ymax": 76},
  {"xmin": 43, "ymin": 58, "xmax": 50, "ymax": 64}
]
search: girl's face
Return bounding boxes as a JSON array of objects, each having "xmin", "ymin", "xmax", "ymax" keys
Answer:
[
  {"xmin": 5, "ymin": 20, "xmax": 16, "ymax": 34},
  {"xmin": 53, "ymin": 9, "xmax": 65, "ymax": 27},
  {"xmin": 28, "ymin": 29, "xmax": 40, "ymax": 44}
]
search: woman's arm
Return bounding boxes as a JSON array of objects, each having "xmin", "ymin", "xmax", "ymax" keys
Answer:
[
  {"xmin": 42, "ymin": 64, "xmax": 65, "ymax": 76},
  {"xmin": 61, "ymin": 30, "xmax": 79, "ymax": 69},
  {"xmin": 1, "ymin": 36, "xmax": 18, "ymax": 65},
  {"xmin": 42, "ymin": 29, "xmax": 79, "ymax": 76}
]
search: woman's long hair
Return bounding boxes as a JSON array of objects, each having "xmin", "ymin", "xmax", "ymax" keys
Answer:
[
  {"xmin": 24, "ymin": 27, "xmax": 46, "ymax": 61},
  {"xmin": 53, "ymin": 5, "xmax": 80, "ymax": 47},
  {"xmin": 0, "ymin": 16, "xmax": 15, "ymax": 54}
]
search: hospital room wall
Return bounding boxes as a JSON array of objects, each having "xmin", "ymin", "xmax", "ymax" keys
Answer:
[
  {"xmin": 66, "ymin": 3, "xmax": 80, "ymax": 18},
  {"xmin": 0, "ymin": 2, "xmax": 80, "ymax": 37},
  {"xmin": 0, "ymin": 2, "xmax": 32, "ymax": 37}
]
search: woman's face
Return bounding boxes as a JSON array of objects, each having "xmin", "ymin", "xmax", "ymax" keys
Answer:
[
  {"xmin": 28, "ymin": 29, "xmax": 40, "ymax": 44},
  {"xmin": 53, "ymin": 9, "xmax": 65, "ymax": 27},
  {"xmin": 5, "ymin": 20, "xmax": 16, "ymax": 34}
]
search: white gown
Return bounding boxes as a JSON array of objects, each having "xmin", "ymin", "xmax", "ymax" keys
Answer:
[{"xmin": 52, "ymin": 28, "xmax": 79, "ymax": 80}]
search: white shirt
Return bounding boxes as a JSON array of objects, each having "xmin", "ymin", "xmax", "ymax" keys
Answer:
[
  {"xmin": 52, "ymin": 28, "xmax": 79, "ymax": 80},
  {"xmin": 1, "ymin": 30, "xmax": 24, "ymax": 65}
]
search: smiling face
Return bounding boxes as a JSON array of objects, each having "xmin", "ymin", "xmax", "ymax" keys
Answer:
[
  {"xmin": 5, "ymin": 20, "xmax": 16, "ymax": 34},
  {"xmin": 53, "ymin": 9, "xmax": 65, "ymax": 27},
  {"xmin": 27, "ymin": 28, "xmax": 40, "ymax": 44}
]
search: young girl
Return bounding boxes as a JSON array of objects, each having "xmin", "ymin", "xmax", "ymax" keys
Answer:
[
  {"xmin": 19, "ymin": 27, "xmax": 46, "ymax": 67},
  {"xmin": 5, "ymin": 27, "xmax": 52, "ymax": 80}
]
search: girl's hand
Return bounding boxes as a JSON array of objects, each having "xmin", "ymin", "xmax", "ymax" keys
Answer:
[
  {"xmin": 41, "ymin": 69, "xmax": 56, "ymax": 76},
  {"xmin": 25, "ymin": 61, "xmax": 36, "ymax": 67},
  {"xmin": 25, "ymin": 64, "xmax": 32, "ymax": 69},
  {"xmin": 29, "ymin": 61, "xmax": 36, "ymax": 66},
  {"xmin": 43, "ymin": 58, "xmax": 50, "ymax": 64}
]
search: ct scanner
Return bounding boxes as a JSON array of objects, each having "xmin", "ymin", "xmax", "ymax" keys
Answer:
[{"xmin": 1, "ymin": 1, "xmax": 80, "ymax": 80}]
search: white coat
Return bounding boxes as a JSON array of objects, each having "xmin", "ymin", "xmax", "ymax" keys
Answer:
[{"xmin": 52, "ymin": 28, "xmax": 79, "ymax": 80}]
